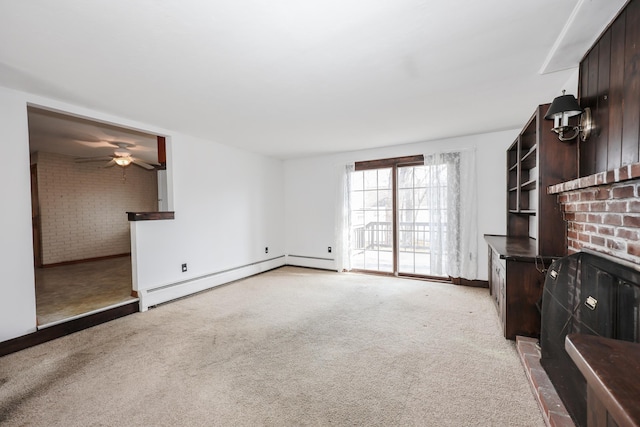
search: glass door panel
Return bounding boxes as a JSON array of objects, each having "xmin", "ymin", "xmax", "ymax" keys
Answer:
[
  {"xmin": 397, "ymin": 164, "xmax": 448, "ymax": 277},
  {"xmin": 349, "ymin": 168, "xmax": 393, "ymax": 273}
]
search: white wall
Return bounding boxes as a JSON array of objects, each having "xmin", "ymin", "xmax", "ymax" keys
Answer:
[
  {"xmin": 283, "ymin": 129, "xmax": 519, "ymax": 280},
  {"xmin": 0, "ymin": 87, "xmax": 37, "ymax": 341},
  {"xmin": 36, "ymin": 151, "xmax": 158, "ymax": 264},
  {"xmin": 132, "ymin": 132, "xmax": 285, "ymax": 292},
  {"xmin": 0, "ymin": 85, "xmax": 284, "ymax": 342}
]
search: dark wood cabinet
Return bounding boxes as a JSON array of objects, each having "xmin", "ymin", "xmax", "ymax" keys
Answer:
[
  {"xmin": 486, "ymin": 235, "xmax": 549, "ymax": 339},
  {"xmin": 486, "ymin": 104, "xmax": 578, "ymax": 340}
]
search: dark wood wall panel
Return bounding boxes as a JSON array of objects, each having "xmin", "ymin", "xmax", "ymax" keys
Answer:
[
  {"xmin": 596, "ymin": 30, "xmax": 611, "ymax": 172},
  {"xmin": 608, "ymin": 16, "xmax": 625, "ymax": 171},
  {"xmin": 581, "ymin": 48, "xmax": 599, "ymax": 175},
  {"xmin": 578, "ymin": 0, "xmax": 640, "ymax": 176},
  {"xmin": 622, "ymin": 1, "xmax": 640, "ymax": 166}
]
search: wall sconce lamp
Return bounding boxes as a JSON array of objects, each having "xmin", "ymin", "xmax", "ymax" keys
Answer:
[{"xmin": 544, "ymin": 90, "xmax": 593, "ymax": 142}]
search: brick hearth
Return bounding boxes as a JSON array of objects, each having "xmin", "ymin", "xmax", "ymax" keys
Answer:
[{"xmin": 516, "ymin": 336, "xmax": 575, "ymax": 427}]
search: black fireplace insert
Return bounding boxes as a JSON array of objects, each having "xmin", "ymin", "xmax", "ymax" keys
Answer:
[{"xmin": 540, "ymin": 249, "xmax": 640, "ymax": 427}]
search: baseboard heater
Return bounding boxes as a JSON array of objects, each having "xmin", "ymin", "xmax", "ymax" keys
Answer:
[
  {"xmin": 138, "ymin": 256, "xmax": 286, "ymax": 311},
  {"xmin": 286, "ymin": 254, "xmax": 335, "ymax": 271}
]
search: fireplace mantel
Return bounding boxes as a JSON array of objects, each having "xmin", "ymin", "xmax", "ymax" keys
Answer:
[{"xmin": 548, "ymin": 162, "xmax": 640, "ymax": 195}]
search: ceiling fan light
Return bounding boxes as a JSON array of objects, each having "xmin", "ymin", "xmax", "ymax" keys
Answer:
[
  {"xmin": 114, "ymin": 157, "xmax": 132, "ymax": 167},
  {"xmin": 114, "ymin": 147, "xmax": 131, "ymax": 157}
]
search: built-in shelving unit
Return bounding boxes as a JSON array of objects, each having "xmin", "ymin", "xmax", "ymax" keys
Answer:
[
  {"xmin": 505, "ymin": 103, "xmax": 576, "ymax": 256},
  {"xmin": 485, "ymin": 103, "xmax": 578, "ymax": 340}
]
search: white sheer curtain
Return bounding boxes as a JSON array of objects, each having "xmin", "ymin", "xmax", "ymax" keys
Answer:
[
  {"xmin": 422, "ymin": 149, "xmax": 477, "ymax": 279},
  {"xmin": 339, "ymin": 150, "xmax": 477, "ymax": 279},
  {"xmin": 335, "ymin": 162, "xmax": 354, "ymax": 272}
]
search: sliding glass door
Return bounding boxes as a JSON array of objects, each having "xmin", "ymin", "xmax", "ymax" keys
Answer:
[{"xmin": 348, "ymin": 154, "xmax": 458, "ymax": 279}]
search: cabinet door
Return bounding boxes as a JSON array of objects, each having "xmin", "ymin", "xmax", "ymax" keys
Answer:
[
  {"xmin": 498, "ymin": 262, "xmax": 506, "ymax": 331},
  {"xmin": 489, "ymin": 248, "xmax": 501, "ymax": 310},
  {"xmin": 504, "ymin": 261, "xmax": 545, "ymax": 339}
]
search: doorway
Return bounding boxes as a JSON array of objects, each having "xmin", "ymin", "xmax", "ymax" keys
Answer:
[{"xmin": 27, "ymin": 106, "xmax": 166, "ymax": 326}]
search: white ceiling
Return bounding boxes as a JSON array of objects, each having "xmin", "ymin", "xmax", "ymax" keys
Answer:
[
  {"xmin": 0, "ymin": 0, "xmax": 627, "ymax": 160},
  {"xmin": 27, "ymin": 107, "xmax": 159, "ymax": 164}
]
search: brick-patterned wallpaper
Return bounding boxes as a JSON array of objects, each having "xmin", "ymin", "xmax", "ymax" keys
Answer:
[
  {"xmin": 36, "ymin": 151, "xmax": 158, "ymax": 265},
  {"xmin": 559, "ymin": 179, "xmax": 640, "ymax": 263}
]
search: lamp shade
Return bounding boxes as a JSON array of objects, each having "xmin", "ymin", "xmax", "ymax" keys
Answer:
[{"xmin": 544, "ymin": 94, "xmax": 583, "ymax": 120}]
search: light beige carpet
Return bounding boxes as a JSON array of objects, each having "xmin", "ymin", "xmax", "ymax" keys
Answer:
[{"xmin": 0, "ymin": 267, "xmax": 543, "ymax": 426}]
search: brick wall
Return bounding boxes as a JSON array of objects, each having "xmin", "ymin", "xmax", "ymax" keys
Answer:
[
  {"xmin": 550, "ymin": 163, "xmax": 640, "ymax": 264},
  {"xmin": 36, "ymin": 151, "xmax": 158, "ymax": 265}
]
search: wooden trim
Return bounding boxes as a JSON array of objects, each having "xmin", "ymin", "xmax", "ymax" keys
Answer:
[
  {"xmin": 397, "ymin": 272, "xmax": 451, "ymax": 283},
  {"xmin": 349, "ymin": 269, "xmax": 397, "ymax": 277},
  {"xmin": 349, "ymin": 269, "xmax": 456, "ymax": 284},
  {"xmin": 392, "ymin": 163, "xmax": 399, "ymax": 273},
  {"xmin": 0, "ymin": 302, "xmax": 138, "ymax": 357},
  {"xmin": 157, "ymin": 136, "xmax": 167, "ymax": 170},
  {"xmin": 355, "ymin": 155, "xmax": 424, "ymax": 171},
  {"xmin": 126, "ymin": 211, "xmax": 175, "ymax": 221},
  {"xmin": 30, "ymin": 164, "xmax": 43, "ymax": 268},
  {"xmin": 449, "ymin": 277, "xmax": 489, "ymax": 288},
  {"xmin": 42, "ymin": 252, "xmax": 130, "ymax": 268}
]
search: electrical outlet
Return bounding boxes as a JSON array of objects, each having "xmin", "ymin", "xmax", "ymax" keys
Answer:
[
  {"xmin": 181, "ymin": 263, "xmax": 187, "ymax": 272},
  {"xmin": 328, "ymin": 246, "xmax": 332, "ymax": 253},
  {"xmin": 265, "ymin": 247, "xmax": 269, "ymax": 254}
]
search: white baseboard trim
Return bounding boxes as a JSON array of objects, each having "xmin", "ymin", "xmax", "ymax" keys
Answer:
[
  {"xmin": 138, "ymin": 256, "xmax": 286, "ymax": 311},
  {"xmin": 285, "ymin": 255, "xmax": 336, "ymax": 271}
]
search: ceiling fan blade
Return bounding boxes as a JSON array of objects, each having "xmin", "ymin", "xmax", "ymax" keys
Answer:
[
  {"xmin": 104, "ymin": 159, "xmax": 117, "ymax": 168},
  {"xmin": 75, "ymin": 156, "xmax": 114, "ymax": 163},
  {"xmin": 132, "ymin": 158, "xmax": 156, "ymax": 170}
]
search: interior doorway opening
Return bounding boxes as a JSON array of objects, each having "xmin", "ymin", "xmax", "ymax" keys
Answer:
[{"xmin": 27, "ymin": 106, "xmax": 168, "ymax": 327}]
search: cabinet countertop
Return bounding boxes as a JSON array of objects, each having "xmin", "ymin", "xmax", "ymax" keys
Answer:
[{"xmin": 484, "ymin": 234, "xmax": 557, "ymax": 263}]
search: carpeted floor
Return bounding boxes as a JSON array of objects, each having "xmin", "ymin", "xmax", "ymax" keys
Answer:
[{"xmin": 0, "ymin": 266, "xmax": 544, "ymax": 426}]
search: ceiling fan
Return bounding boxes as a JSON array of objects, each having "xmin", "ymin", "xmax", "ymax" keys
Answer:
[{"xmin": 75, "ymin": 142, "xmax": 158, "ymax": 170}]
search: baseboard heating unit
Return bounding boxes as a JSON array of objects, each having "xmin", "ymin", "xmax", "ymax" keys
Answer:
[{"xmin": 137, "ymin": 256, "xmax": 286, "ymax": 311}]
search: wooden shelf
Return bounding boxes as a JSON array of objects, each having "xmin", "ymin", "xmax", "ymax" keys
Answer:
[
  {"xmin": 520, "ymin": 179, "xmax": 537, "ymax": 191},
  {"xmin": 520, "ymin": 146, "xmax": 537, "ymax": 169},
  {"xmin": 126, "ymin": 211, "xmax": 175, "ymax": 221},
  {"xmin": 508, "ymin": 209, "xmax": 536, "ymax": 215},
  {"xmin": 506, "ymin": 102, "xmax": 575, "ymax": 255}
]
